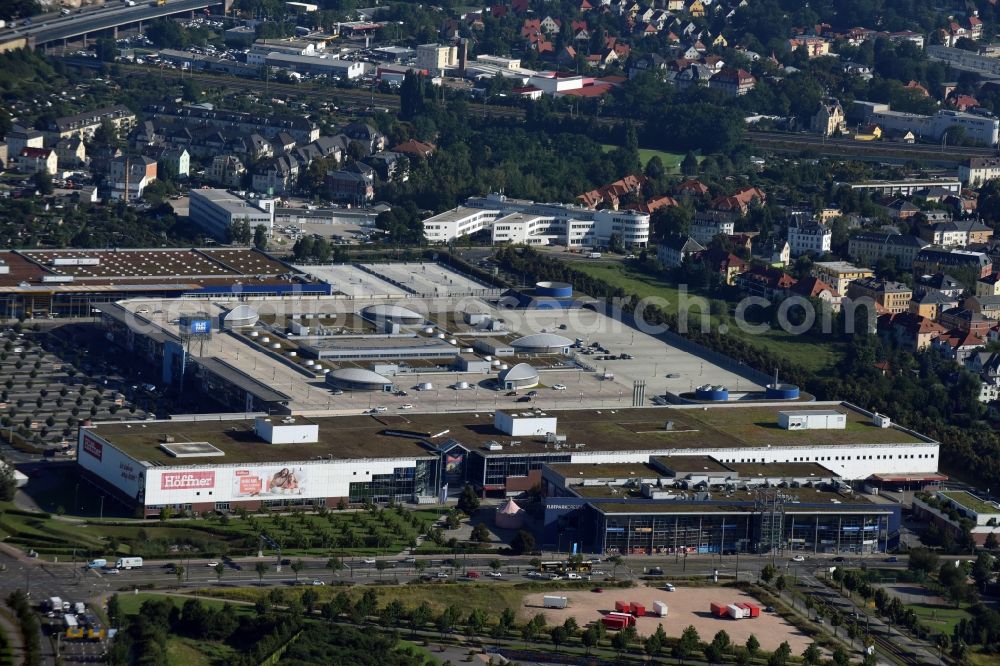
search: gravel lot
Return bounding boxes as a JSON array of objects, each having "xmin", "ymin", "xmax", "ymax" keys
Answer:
[{"xmin": 521, "ymin": 584, "xmax": 811, "ymax": 652}]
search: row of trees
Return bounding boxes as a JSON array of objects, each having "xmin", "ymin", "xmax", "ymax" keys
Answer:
[{"xmin": 107, "ymin": 596, "xmax": 301, "ymax": 666}]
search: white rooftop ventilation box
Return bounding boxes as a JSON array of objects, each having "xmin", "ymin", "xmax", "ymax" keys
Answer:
[
  {"xmin": 254, "ymin": 416, "xmax": 319, "ymax": 444},
  {"xmin": 777, "ymin": 410, "xmax": 847, "ymax": 431}
]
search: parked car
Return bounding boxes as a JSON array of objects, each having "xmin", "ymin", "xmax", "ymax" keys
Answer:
[
  {"xmin": 664, "ymin": 583, "xmax": 676, "ymax": 592},
  {"xmin": 526, "ymin": 390, "xmax": 538, "ymax": 397},
  {"xmin": 552, "ymin": 384, "xmax": 567, "ymax": 390}
]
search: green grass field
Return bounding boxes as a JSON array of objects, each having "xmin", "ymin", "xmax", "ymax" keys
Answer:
[
  {"xmin": 569, "ymin": 262, "xmax": 845, "ymax": 374},
  {"xmin": 904, "ymin": 603, "xmax": 972, "ymax": 637},
  {"xmin": 601, "ymin": 144, "xmax": 692, "ymax": 171},
  {"xmin": 0, "ymin": 500, "xmax": 447, "ymax": 560}
]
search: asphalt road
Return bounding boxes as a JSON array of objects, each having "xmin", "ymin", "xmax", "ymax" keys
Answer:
[{"xmin": 2, "ymin": 0, "xmax": 220, "ymax": 46}]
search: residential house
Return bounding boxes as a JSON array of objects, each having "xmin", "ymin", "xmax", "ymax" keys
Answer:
[
  {"xmin": 365, "ymin": 151, "xmax": 406, "ymax": 182},
  {"xmin": 108, "ymin": 155, "xmax": 157, "ymax": 202},
  {"xmin": 5, "ymin": 125, "xmax": 44, "ymax": 157},
  {"xmin": 657, "ymin": 235, "xmax": 705, "ymax": 268},
  {"xmin": 939, "ymin": 308, "xmax": 995, "ymax": 335},
  {"xmin": 811, "ymin": 99, "xmax": 846, "ymax": 137},
  {"xmin": 674, "ymin": 179, "xmax": 710, "ymax": 200},
  {"xmin": 909, "ymin": 290, "xmax": 958, "ymax": 320},
  {"xmin": 752, "ymin": 238, "xmax": 791, "ymax": 267},
  {"xmin": 252, "ymin": 155, "xmax": 298, "ymax": 194},
  {"xmin": 965, "ymin": 351, "xmax": 1000, "ymax": 402},
  {"xmin": 789, "ymin": 276, "xmax": 842, "ymax": 312},
  {"xmin": 629, "ymin": 53, "xmax": 669, "ymax": 79},
  {"xmin": 847, "ymin": 232, "xmax": 929, "ymax": 269},
  {"xmin": 913, "ymin": 248, "xmax": 993, "ymax": 279},
  {"xmin": 143, "ymin": 145, "xmax": 190, "ymax": 178},
  {"xmin": 787, "ymin": 36, "xmax": 830, "ymax": 58},
  {"xmin": 206, "ymin": 154, "xmax": 246, "ymax": 188},
  {"xmin": 711, "ymin": 186, "xmax": 766, "ymax": 215},
  {"xmin": 325, "ymin": 170, "xmax": 374, "ymax": 205},
  {"xmin": 913, "ymin": 272, "xmax": 965, "ymax": 299},
  {"xmin": 847, "ymin": 278, "xmax": 912, "ymax": 314},
  {"xmin": 933, "ymin": 329, "xmax": 985, "ymax": 362},
  {"xmin": 884, "ymin": 199, "xmax": 920, "ymax": 220},
  {"xmin": 48, "ymin": 105, "xmax": 136, "ymax": 141},
  {"xmin": 977, "ymin": 273, "xmax": 1000, "ymax": 297},
  {"xmin": 675, "ymin": 63, "xmax": 715, "ymax": 89},
  {"xmin": 811, "ymin": 261, "xmax": 875, "ymax": 295},
  {"xmin": 708, "ymin": 68, "xmax": 756, "ymax": 96},
  {"xmin": 735, "ymin": 265, "xmax": 796, "ymax": 298},
  {"xmin": 391, "ymin": 139, "xmax": 436, "ymax": 159},
  {"xmin": 919, "ymin": 219, "xmax": 993, "ymax": 247},
  {"xmin": 959, "ymin": 157, "xmax": 1000, "ymax": 186},
  {"xmin": 879, "ymin": 312, "xmax": 946, "ymax": 351},
  {"xmin": 965, "ymin": 294, "xmax": 1000, "ymax": 320},
  {"xmin": 54, "ymin": 137, "xmax": 86, "ymax": 168},
  {"xmin": 696, "ymin": 248, "xmax": 747, "ymax": 286},
  {"xmin": 947, "ymin": 93, "xmax": 980, "ymax": 112},
  {"xmin": 690, "ymin": 210, "xmax": 736, "ymax": 244},
  {"xmin": 16, "ymin": 147, "xmax": 58, "ymax": 176},
  {"xmin": 341, "ymin": 123, "xmax": 386, "ymax": 155},
  {"xmin": 787, "ymin": 220, "xmax": 831, "ymax": 256}
]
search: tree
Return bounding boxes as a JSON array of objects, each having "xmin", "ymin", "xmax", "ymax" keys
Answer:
[
  {"xmin": 681, "ymin": 150, "xmax": 699, "ymax": 176},
  {"xmin": 775, "ymin": 574, "xmax": 787, "ymax": 594},
  {"xmin": 0, "ymin": 458, "xmax": 16, "ymax": 501},
  {"xmin": 831, "ymin": 646, "xmax": 850, "ymax": 666},
  {"xmin": 471, "ymin": 522, "xmax": 491, "ymax": 543},
  {"xmin": 908, "ymin": 548, "xmax": 940, "ymax": 577},
  {"xmin": 802, "ymin": 642, "xmax": 821, "ymax": 666},
  {"xmin": 214, "ymin": 562, "xmax": 225, "ymax": 583},
  {"xmin": 582, "ymin": 626, "xmax": 599, "ymax": 655},
  {"xmin": 550, "ymin": 625, "xmax": 568, "ymax": 652},
  {"xmin": 375, "ymin": 559, "xmax": 389, "ymax": 581},
  {"xmin": 174, "ymin": 564, "xmax": 185, "ymax": 585},
  {"xmin": 674, "ymin": 625, "xmax": 701, "ymax": 663},
  {"xmin": 760, "ymin": 563, "xmax": 777, "ymax": 584},
  {"xmin": 712, "ymin": 630, "xmax": 731, "ymax": 654},
  {"xmin": 987, "ymin": 532, "xmax": 999, "ymax": 551},
  {"xmin": 291, "ymin": 559, "xmax": 304, "ymax": 583},
  {"xmin": 253, "ymin": 225, "xmax": 268, "ymax": 250},
  {"xmin": 32, "ymin": 169, "xmax": 53, "ymax": 195},
  {"xmin": 255, "ymin": 561, "xmax": 269, "ymax": 586},
  {"xmin": 326, "ymin": 556, "xmax": 343, "ymax": 581},
  {"xmin": 230, "ymin": 219, "xmax": 252, "ymax": 245},
  {"xmin": 745, "ymin": 634, "xmax": 760, "ymax": 658},
  {"xmin": 411, "ymin": 601, "xmax": 432, "ymax": 636},
  {"xmin": 511, "ymin": 530, "xmax": 535, "ymax": 555},
  {"xmin": 457, "ymin": 483, "xmax": 480, "ymax": 515}
]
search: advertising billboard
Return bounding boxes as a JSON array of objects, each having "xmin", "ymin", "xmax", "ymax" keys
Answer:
[
  {"xmin": 233, "ymin": 466, "xmax": 308, "ymax": 498},
  {"xmin": 160, "ymin": 470, "xmax": 216, "ymax": 491},
  {"xmin": 82, "ymin": 434, "xmax": 103, "ymax": 461}
]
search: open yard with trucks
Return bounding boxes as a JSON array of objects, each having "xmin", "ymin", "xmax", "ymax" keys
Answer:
[{"xmin": 521, "ymin": 584, "xmax": 810, "ymax": 652}]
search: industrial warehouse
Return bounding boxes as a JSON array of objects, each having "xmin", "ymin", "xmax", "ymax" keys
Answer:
[
  {"xmin": 76, "ymin": 402, "xmax": 939, "ymax": 541},
  {"xmin": 94, "ymin": 261, "xmax": 771, "ymax": 415}
]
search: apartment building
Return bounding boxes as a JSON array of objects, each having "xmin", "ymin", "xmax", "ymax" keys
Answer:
[
  {"xmin": 812, "ymin": 261, "xmax": 875, "ymax": 295},
  {"xmin": 847, "ymin": 278, "xmax": 912, "ymax": 314}
]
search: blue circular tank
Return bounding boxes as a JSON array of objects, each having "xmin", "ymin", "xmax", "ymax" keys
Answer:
[
  {"xmin": 535, "ymin": 281, "xmax": 573, "ymax": 298},
  {"xmin": 765, "ymin": 383, "xmax": 800, "ymax": 400},
  {"xmin": 695, "ymin": 384, "xmax": 729, "ymax": 401}
]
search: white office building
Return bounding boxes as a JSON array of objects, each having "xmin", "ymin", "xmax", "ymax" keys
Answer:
[
  {"xmin": 854, "ymin": 101, "xmax": 1000, "ymax": 146},
  {"xmin": 189, "ymin": 189, "xmax": 276, "ymax": 240},
  {"xmin": 422, "ymin": 194, "xmax": 650, "ymax": 248}
]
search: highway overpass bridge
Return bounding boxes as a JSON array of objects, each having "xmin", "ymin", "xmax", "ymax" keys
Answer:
[{"xmin": 0, "ymin": 0, "xmax": 231, "ymax": 51}]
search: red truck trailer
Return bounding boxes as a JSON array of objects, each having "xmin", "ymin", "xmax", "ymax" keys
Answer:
[
  {"xmin": 710, "ymin": 602, "xmax": 728, "ymax": 617},
  {"xmin": 630, "ymin": 602, "xmax": 646, "ymax": 617},
  {"xmin": 615, "ymin": 600, "xmax": 630, "ymax": 612},
  {"xmin": 603, "ymin": 611, "xmax": 636, "ymax": 629},
  {"xmin": 742, "ymin": 602, "xmax": 760, "ymax": 618}
]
